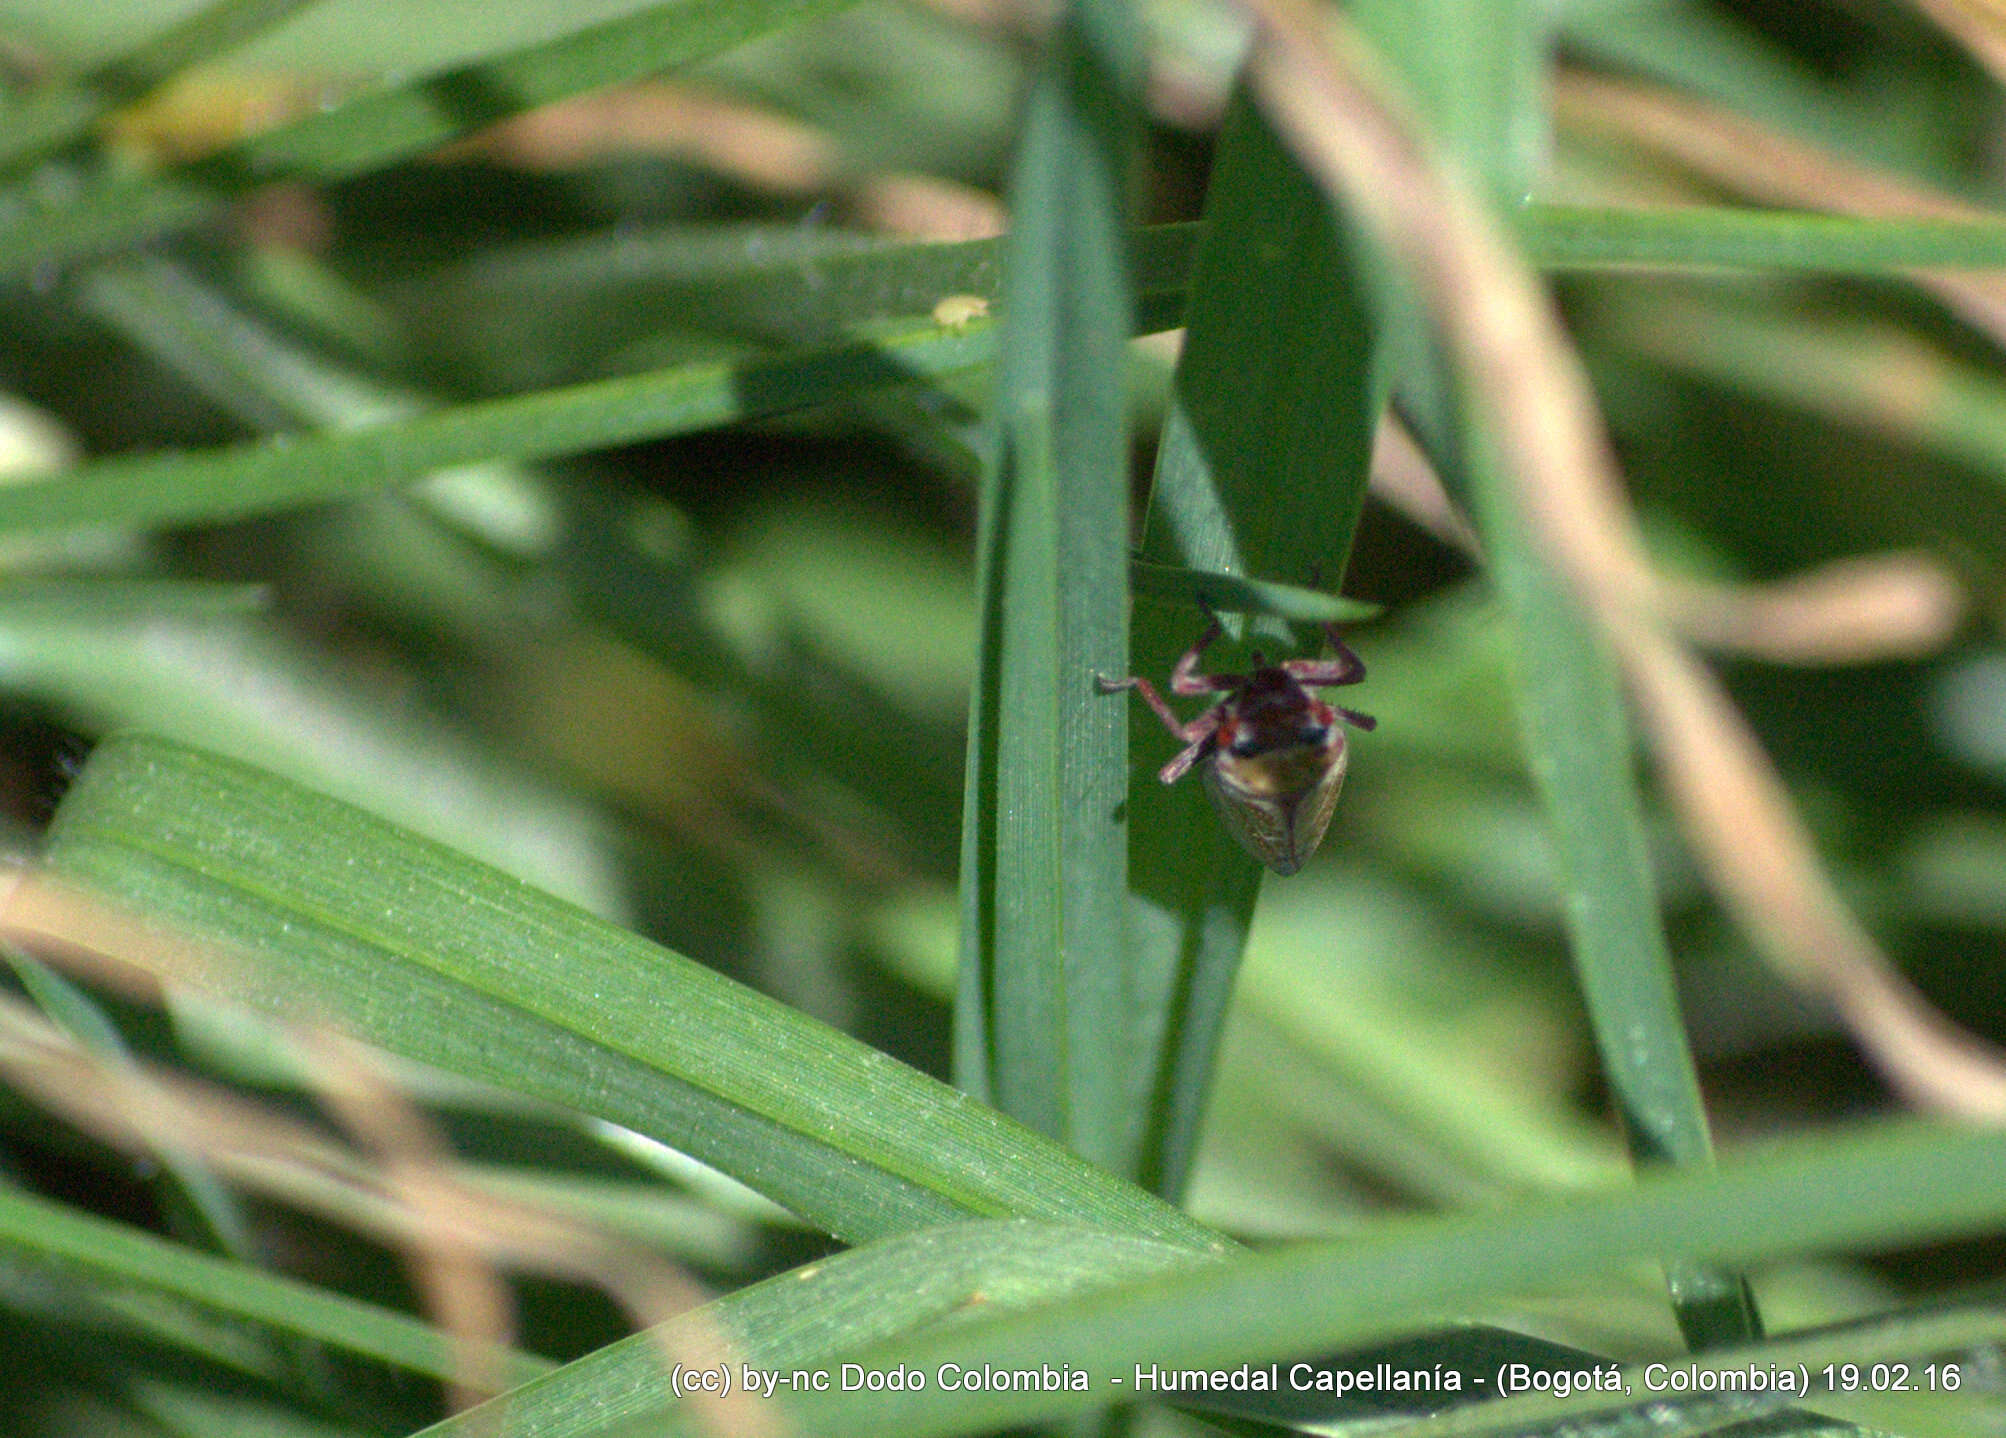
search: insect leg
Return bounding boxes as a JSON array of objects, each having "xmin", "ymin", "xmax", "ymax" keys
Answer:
[
  {"xmin": 1169, "ymin": 619, "xmax": 1243, "ymax": 695},
  {"xmin": 1097, "ymin": 671, "xmax": 1224, "ymax": 783},
  {"xmin": 1095, "ymin": 673, "xmax": 1191, "ymax": 739},
  {"xmin": 1334, "ymin": 705, "xmax": 1376, "ymax": 732},
  {"xmin": 1158, "ymin": 713, "xmax": 1222, "ymax": 784},
  {"xmin": 1282, "ymin": 626, "xmax": 1367, "ymax": 687}
]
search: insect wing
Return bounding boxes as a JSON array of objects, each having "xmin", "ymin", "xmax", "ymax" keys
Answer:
[{"xmin": 1200, "ymin": 737, "xmax": 1349, "ymax": 876}]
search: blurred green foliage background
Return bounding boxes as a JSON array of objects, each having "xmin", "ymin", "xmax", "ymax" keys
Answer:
[{"xmin": 1, "ymin": 0, "xmax": 2005, "ymax": 1434}]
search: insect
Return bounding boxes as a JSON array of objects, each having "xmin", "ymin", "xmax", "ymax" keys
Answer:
[{"xmin": 1097, "ymin": 620, "xmax": 1375, "ymax": 876}]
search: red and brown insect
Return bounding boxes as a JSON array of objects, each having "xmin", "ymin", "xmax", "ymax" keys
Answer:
[{"xmin": 1098, "ymin": 620, "xmax": 1375, "ymax": 876}]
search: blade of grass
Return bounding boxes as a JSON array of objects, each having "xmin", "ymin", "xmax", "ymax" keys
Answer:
[
  {"xmin": 0, "ymin": 1182, "xmax": 550, "ymax": 1387},
  {"xmin": 19, "ymin": 206, "xmax": 2006, "ymax": 544},
  {"xmin": 1125, "ymin": 562, "xmax": 1379, "ymax": 625},
  {"xmin": 952, "ymin": 0, "xmax": 1141, "ymax": 1169},
  {"xmin": 599, "ymin": 1119, "xmax": 2006, "ymax": 1438},
  {"xmin": 1472, "ymin": 439, "xmax": 1764, "ymax": 1349},
  {"xmin": 29, "ymin": 734, "xmax": 1221, "ymax": 1251},
  {"xmin": 1518, "ymin": 202, "xmax": 2006, "ymax": 274},
  {"xmin": 0, "ymin": 0, "xmax": 323, "ymax": 172},
  {"xmin": 400, "ymin": 221, "xmax": 1199, "ymax": 374},
  {"xmin": 1121, "ymin": 86, "xmax": 1383, "ymax": 1197},
  {"xmin": 420, "ymin": 1222, "xmax": 1206, "ymax": 1438},
  {"xmin": 0, "ymin": 318, "xmax": 994, "ymax": 538},
  {"xmin": 0, "ymin": 0, "xmax": 860, "ymax": 277},
  {"xmin": 3, "ymin": 215, "xmax": 1206, "ymax": 541},
  {"xmin": 393, "ymin": 202, "xmax": 2006, "ymax": 398}
]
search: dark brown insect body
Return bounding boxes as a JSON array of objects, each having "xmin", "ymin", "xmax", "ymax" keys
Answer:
[{"xmin": 1098, "ymin": 621, "xmax": 1375, "ymax": 875}]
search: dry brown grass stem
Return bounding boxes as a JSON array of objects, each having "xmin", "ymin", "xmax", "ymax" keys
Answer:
[
  {"xmin": 0, "ymin": 871, "xmax": 785, "ymax": 1437},
  {"xmin": 1905, "ymin": 0, "xmax": 2006, "ymax": 96},
  {"xmin": 453, "ymin": 84, "xmax": 1006, "ymax": 240},
  {"xmin": 1557, "ymin": 70, "xmax": 2006, "ymax": 344},
  {"xmin": 1371, "ymin": 413, "xmax": 1963, "ymax": 664},
  {"xmin": 1236, "ymin": 0, "xmax": 2006, "ymax": 1117}
]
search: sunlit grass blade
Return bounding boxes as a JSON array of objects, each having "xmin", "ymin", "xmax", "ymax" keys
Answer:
[
  {"xmin": 0, "ymin": 1181, "xmax": 549, "ymax": 1387},
  {"xmin": 602, "ymin": 1119, "xmax": 2006, "ymax": 1438},
  {"xmin": 1121, "ymin": 88, "xmax": 1383, "ymax": 1196},
  {"xmin": 952, "ymin": 0, "xmax": 1141, "ymax": 1170},
  {"xmin": 0, "ymin": 0, "xmax": 860, "ymax": 276},
  {"xmin": 35, "ymin": 734, "xmax": 1220, "ymax": 1250}
]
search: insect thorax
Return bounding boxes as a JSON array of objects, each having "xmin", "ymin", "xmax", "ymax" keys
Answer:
[{"xmin": 1209, "ymin": 735, "xmax": 1342, "ymax": 800}]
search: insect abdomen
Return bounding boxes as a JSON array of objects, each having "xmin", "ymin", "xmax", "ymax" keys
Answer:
[{"xmin": 1201, "ymin": 738, "xmax": 1348, "ymax": 876}]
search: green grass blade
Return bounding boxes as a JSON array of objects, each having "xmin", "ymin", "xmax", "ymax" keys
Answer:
[
  {"xmin": 0, "ymin": 0, "xmax": 858, "ymax": 276},
  {"xmin": 1519, "ymin": 203, "xmax": 2006, "ymax": 274},
  {"xmin": 397, "ymin": 220, "xmax": 1200, "ymax": 389},
  {"xmin": 952, "ymin": 0, "xmax": 1140, "ymax": 1169},
  {"xmin": 421, "ymin": 1223, "xmax": 1203, "ymax": 1438},
  {"xmin": 0, "ymin": 1182, "xmax": 549, "ymax": 1387},
  {"xmin": 1471, "ymin": 442, "xmax": 1761, "ymax": 1349},
  {"xmin": 399, "ymin": 205, "xmax": 2006, "ymax": 390},
  {"xmin": 1, "ymin": 218, "xmax": 1200, "ymax": 541},
  {"xmin": 40, "ymin": 734, "xmax": 1220, "ymax": 1251},
  {"xmin": 1120, "ymin": 87, "xmax": 1383, "ymax": 1196},
  {"xmin": 1125, "ymin": 562, "xmax": 1379, "ymax": 625},
  {"xmin": 0, "ymin": 319, "xmax": 993, "ymax": 538},
  {"xmin": 35, "ymin": 209, "xmax": 2001, "ymax": 546},
  {"xmin": 405, "ymin": 221, "xmax": 1191, "ymax": 369},
  {"xmin": 598, "ymin": 1119, "xmax": 2006, "ymax": 1437},
  {"xmin": 0, "ymin": 0, "xmax": 323, "ymax": 171}
]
